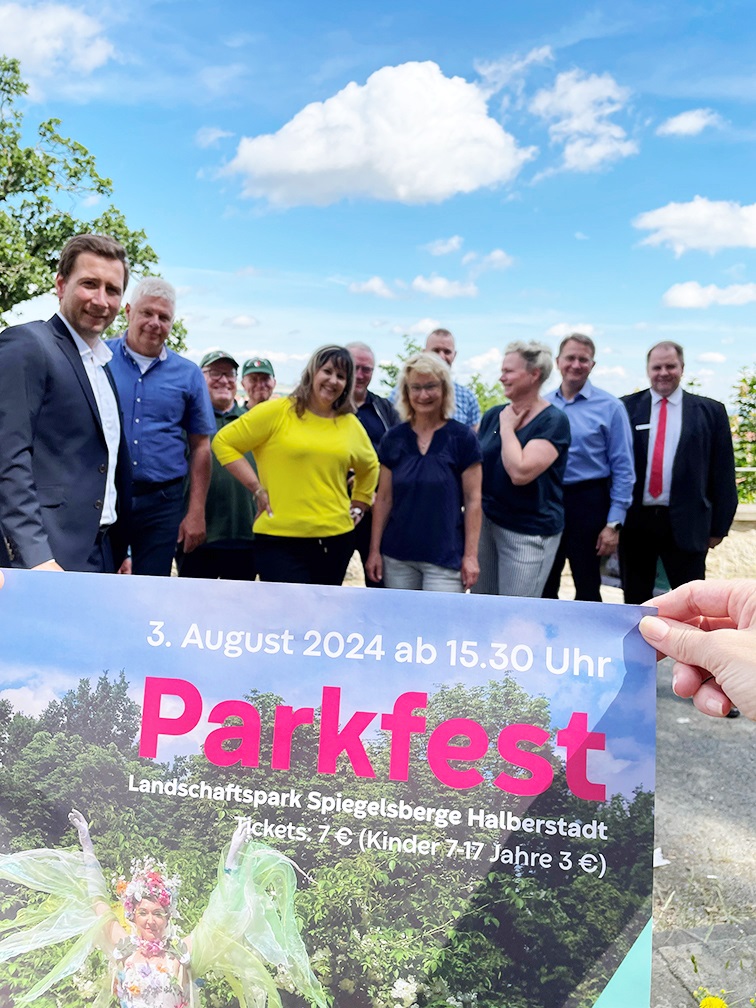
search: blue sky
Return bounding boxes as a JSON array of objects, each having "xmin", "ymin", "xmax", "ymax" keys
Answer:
[
  {"xmin": 3, "ymin": 0, "xmax": 755, "ymax": 403},
  {"xmin": 0, "ymin": 569, "xmax": 656, "ymax": 801}
]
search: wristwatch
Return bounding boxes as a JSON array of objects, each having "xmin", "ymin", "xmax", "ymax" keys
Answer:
[{"xmin": 606, "ymin": 521, "xmax": 622, "ymax": 531}]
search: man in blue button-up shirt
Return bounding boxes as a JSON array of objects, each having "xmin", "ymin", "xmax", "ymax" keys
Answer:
[
  {"xmin": 542, "ymin": 333, "xmax": 635, "ymax": 601},
  {"xmin": 106, "ymin": 278, "xmax": 215, "ymax": 576}
]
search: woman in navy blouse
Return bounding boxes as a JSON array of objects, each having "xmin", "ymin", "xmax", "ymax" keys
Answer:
[
  {"xmin": 366, "ymin": 352, "xmax": 482, "ymax": 592},
  {"xmin": 472, "ymin": 340, "xmax": 571, "ymax": 598}
]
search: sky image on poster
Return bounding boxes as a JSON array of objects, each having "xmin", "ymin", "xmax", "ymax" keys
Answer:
[{"xmin": 0, "ymin": 570, "xmax": 655, "ymax": 1008}]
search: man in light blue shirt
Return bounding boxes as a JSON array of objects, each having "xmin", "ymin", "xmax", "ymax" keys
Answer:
[
  {"xmin": 106, "ymin": 278, "xmax": 215, "ymax": 576},
  {"xmin": 543, "ymin": 333, "xmax": 634, "ymax": 601}
]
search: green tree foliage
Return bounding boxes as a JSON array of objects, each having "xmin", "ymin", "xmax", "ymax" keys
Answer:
[
  {"xmin": 38, "ymin": 671, "xmax": 140, "ymax": 755},
  {"xmin": 467, "ymin": 372, "xmax": 506, "ymax": 413},
  {"xmin": 378, "ymin": 334, "xmax": 422, "ymax": 394},
  {"xmin": 0, "ymin": 56, "xmax": 158, "ymax": 322},
  {"xmin": 732, "ymin": 364, "xmax": 756, "ymax": 503}
]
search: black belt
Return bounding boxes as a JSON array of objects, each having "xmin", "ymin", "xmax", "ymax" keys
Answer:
[{"xmin": 132, "ymin": 476, "xmax": 184, "ymax": 497}]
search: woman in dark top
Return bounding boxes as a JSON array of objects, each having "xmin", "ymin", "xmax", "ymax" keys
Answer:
[
  {"xmin": 472, "ymin": 340, "xmax": 571, "ymax": 598},
  {"xmin": 366, "ymin": 351, "xmax": 482, "ymax": 592}
]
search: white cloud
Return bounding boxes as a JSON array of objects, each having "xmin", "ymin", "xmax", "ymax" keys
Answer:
[
  {"xmin": 634, "ymin": 197, "xmax": 756, "ymax": 255},
  {"xmin": 479, "ymin": 249, "xmax": 514, "ymax": 270},
  {"xmin": 530, "ymin": 69, "xmax": 637, "ymax": 172},
  {"xmin": 195, "ymin": 126, "xmax": 234, "ymax": 148},
  {"xmin": 475, "ymin": 46, "xmax": 553, "ymax": 100},
  {"xmin": 0, "ymin": 2, "xmax": 114, "ymax": 93},
  {"xmin": 226, "ymin": 61, "xmax": 536, "ymax": 207},
  {"xmin": 545, "ymin": 322, "xmax": 596, "ymax": 338},
  {"xmin": 467, "ymin": 347, "xmax": 503, "ymax": 373},
  {"xmin": 197, "ymin": 63, "xmax": 247, "ymax": 98},
  {"xmin": 662, "ymin": 281, "xmax": 756, "ymax": 308},
  {"xmin": 463, "ymin": 248, "xmax": 514, "ymax": 274},
  {"xmin": 411, "ymin": 275, "xmax": 478, "ymax": 298},
  {"xmin": 348, "ymin": 276, "xmax": 396, "ymax": 299},
  {"xmin": 593, "ymin": 365, "xmax": 627, "ymax": 378},
  {"xmin": 423, "ymin": 236, "xmax": 463, "ymax": 256},
  {"xmin": 400, "ymin": 318, "xmax": 443, "ymax": 337},
  {"xmin": 222, "ymin": 314, "xmax": 260, "ymax": 328},
  {"xmin": 575, "ymin": 231, "xmax": 589, "ymax": 240},
  {"xmin": 656, "ymin": 108, "xmax": 723, "ymax": 137},
  {"xmin": 698, "ymin": 351, "xmax": 727, "ymax": 363}
]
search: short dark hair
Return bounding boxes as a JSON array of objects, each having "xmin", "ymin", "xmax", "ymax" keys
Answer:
[
  {"xmin": 290, "ymin": 345, "xmax": 355, "ymax": 417},
  {"xmin": 647, "ymin": 340, "xmax": 684, "ymax": 366},
  {"xmin": 57, "ymin": 234, "xmax": 129, "ymax": 288},
  {"xmin": 557, "ymin": 332, "xmax": 596, "ymax": 359}
]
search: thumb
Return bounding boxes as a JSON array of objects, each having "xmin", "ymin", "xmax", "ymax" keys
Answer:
[{"xmin": 639, "ymin": 615, "xmax": 721, "ymax": 671}]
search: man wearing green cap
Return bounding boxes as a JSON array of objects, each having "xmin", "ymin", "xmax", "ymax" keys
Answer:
[
  {"xmin": 241, "ymin": 356, "xmax": 276, "ymax": 410},
  {"xmin": 177, "ymin": 350, "xmax": 262, "ymax": 580}
]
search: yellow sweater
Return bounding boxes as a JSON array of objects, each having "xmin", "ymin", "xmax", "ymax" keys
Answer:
[{"xmin": 212, "ymin": 397, "xmax": 379, "ymax": 538}]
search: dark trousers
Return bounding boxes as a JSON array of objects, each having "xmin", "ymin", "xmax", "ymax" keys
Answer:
[
  {"xmin": 177, "ymin": 543, "xmax": 258, "ymax": 581},
  {"xmin": 620, "ymin": 505, "xmax": 707, "ymax": 604},
  {"xmin": 131, "ymin": 479, "xmax": 185, "ymax": 577},
  {"xmin": 542, "ymin": 478, "xmax": 610, "ymax": 602},
  {"xmin": 255, "ymin": 531, "xmax": 356, "ymax": 586}
]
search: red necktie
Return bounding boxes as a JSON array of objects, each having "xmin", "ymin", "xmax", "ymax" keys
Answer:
[{"xmin": 648, "ymin": 397, "xmax": 668, "ymax": 498}]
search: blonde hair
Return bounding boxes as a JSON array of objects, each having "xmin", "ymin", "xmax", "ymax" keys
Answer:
[{"xmin": 396, "ymin": 351, "xmax": 456, "ymax": 421}]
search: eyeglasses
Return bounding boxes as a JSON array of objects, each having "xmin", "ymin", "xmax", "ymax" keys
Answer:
[
  {"xmin": 409, "ymin": 382, "xmax": 441, "ymax": 394},
  {"xmin": 204, "ymin": 369, "xmax": 237, "ymax": 382}
]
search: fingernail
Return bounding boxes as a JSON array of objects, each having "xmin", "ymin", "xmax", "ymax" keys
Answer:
[
  {"xmin": 671, "ymin": 675, "xmax": 682, "ymax": 697},
  {"xmin": 639, "ymin": 615, "xmax": 669, "ymax": 642},
  {"xmin": 705, "ymin": 696, "xmax": 725, "ymax": 716}
]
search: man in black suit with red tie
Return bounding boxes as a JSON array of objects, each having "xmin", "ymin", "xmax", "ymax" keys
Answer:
[
  {"xmin": 0, "ymin": 234, "xmax": 131, "ymax": 573},
  {"xmin": 620, "ymin": 341, "xmax": 737, "ymax": 604}
]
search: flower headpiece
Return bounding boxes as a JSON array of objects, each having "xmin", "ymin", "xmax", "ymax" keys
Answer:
[{"xmin": 114, "ymin": 857, "xmax": 181, "ymax": 921}]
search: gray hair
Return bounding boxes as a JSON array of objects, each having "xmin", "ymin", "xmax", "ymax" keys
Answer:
[
  {"xmin": 129, "ymin": 276, "xmax": 176, "ymax": 316},
  {"xmin": 345, "ymin": 341, "xmax": 375, "ymax": 362},
  {"xmin": 505, "ymin": 340, "xmax": 553, "ymax": 386},
  {"xmin": 396, "ymin": 351, "xmax": 456, "ymax": 422}
]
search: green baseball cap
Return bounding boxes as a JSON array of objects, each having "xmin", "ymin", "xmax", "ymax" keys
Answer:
[
  {"xmin": 242, "ymin": 357, "xmax": 275, "ymax": 378},
  {"xmin": 200, "ymin": 350, "xmax": 239, "ymax": 369}
]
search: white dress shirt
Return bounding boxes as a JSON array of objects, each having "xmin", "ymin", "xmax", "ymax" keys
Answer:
[{"xmin": 58, "ymin": 313, "xmax": 120, "ymax": 527}]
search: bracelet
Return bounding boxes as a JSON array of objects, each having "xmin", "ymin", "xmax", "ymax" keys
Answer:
[{"xmin": 254, "ymin": 487, "xmax": 266, "ymax": 497}]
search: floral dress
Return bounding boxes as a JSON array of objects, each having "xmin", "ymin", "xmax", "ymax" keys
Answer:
[{"xmin": 113, "ymin": 938, "xmax": 191, "ymax": 1008}]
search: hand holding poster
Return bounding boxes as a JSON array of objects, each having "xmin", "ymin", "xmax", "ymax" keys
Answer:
[{"xmin": 0, "ymin": 570, "xmax": 655, "ymax": 1008}]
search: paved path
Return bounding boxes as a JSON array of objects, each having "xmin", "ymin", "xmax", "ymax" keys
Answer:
[{"xmin": 653, "ymin": 657, "xmax": 756, "ymax": 1006}]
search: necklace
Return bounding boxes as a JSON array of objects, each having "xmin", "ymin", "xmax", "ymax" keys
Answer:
[{"xmin": 135, "ymin": 936, "xmax": 168, "ymax": 958}]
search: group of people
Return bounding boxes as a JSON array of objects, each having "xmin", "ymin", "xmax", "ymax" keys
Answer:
[{"xmin": 0, "ymin": 231, "xmax": 739, "ymax": 607}]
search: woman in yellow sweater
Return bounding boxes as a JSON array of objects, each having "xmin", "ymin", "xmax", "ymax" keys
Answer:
[{"xmin": 213, "ymin": 345, "xmax": 379, "ymax": 585}]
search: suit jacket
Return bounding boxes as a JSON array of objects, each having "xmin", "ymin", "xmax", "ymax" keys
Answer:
[
  {"xmin": 622, "ymin": 388, "xmax": 737, "ymax": 552},
  {"xmin": 0, "ymin": 315, "xmax": 131, "ymax": 571}
]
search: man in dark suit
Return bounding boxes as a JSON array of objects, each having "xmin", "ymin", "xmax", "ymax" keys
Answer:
[
  {"xmin": 620, "ymin": 340, "xmax": 737, "ymax": 604},
  {"xmin": 0, "ymin": 234, "xmax": 131, "ymax": 572}
]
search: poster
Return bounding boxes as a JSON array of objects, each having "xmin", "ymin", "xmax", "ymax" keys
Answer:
[{"xmin": 0, "ymin": 569, "xmax": 655, "ymax": 1008}]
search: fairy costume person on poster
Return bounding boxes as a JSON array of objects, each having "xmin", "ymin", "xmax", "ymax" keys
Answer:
[{"xmin": 0, "ymin": 811, "xmax": 325, "ymax": 1008}]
